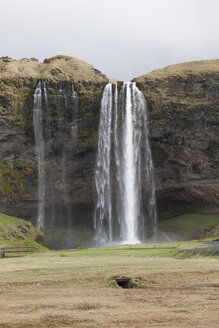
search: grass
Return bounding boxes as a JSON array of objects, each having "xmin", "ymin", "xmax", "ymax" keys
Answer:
[
  {"xmin": 73, "ymin": 302, "xmax": 101, "ymax": 310},
  {"xmin": 0, "ymin": 212, "xmax": 46, "ymax": 249},
  {"xmin": 0, "ymin": 55, "xmax": 108, "ymax": 82},
  {"xmin": 178, "ymin": 249, "xmax": 219, "ymax": 259},
  {"xmin": 158, "ymin": 213, "xmax": 219, "ymax": 240},
  {"xmin": 0, "ymin": 240, "xmax": 218, "ymax": 327},
  {"xmin": 0, "ymin": 239, "xmax": 216, "ymax": 287},
  {"xmin": 136, "ymin": 58, "xmax": 219, "ymax": 80}
]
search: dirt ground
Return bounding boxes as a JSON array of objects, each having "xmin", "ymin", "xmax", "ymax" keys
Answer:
[{"xmin": 0, "ymin": 249, "xmax": 218, "ymax": 328}]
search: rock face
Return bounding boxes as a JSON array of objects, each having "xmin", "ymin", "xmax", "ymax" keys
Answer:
[
  {"xmin": 0, "ymin": 56, "xmax": 219, "ymax": 246},
  {"xmin": 134, "ymin": 59, "xmax": 219, "ymax": 219},
  {"xmin": 0, "ymin": 56, "xmax": 108, "ymax": 241}
]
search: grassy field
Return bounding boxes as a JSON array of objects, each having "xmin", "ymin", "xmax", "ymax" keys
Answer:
[
  {"xmin": 0, "ymin": 242, "xmax": 219, "ymax": 328},
  {"xmin": 0, "ymin": 212, "xmax": 218, "ymax": 327}
]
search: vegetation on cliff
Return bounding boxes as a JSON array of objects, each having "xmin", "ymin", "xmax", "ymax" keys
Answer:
[
  {"xmin": 0, "ymin": 55, "xmax": 108, "ymax": 82},
  {"xmin": 0, "ymin": 55, "xmax": 108, "ymax": 128},
  {"xmin": 0, "ymin": 161, "xmax": 37, "ymax": 200},
  {"xmin": 136, "ymin": 59, "xmax": 219, "ymax": 80}
]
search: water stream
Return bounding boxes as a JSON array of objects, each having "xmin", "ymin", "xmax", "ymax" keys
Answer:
[
  {"xmin": 33, "ymin": 81, "xmax": 45, "ymax": 230},
  {"xmin": 94, "ymin": 82, "xmax": 157, "ymax": 245}
]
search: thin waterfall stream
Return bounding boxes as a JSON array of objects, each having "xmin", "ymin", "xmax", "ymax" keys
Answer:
[
  {"xmin": 33, "ymin": 81, "xmax": 79, "ymax": 241},
  {"xmin": 33, "ymin": 81, "xmax": 45, "ymax": 230}
]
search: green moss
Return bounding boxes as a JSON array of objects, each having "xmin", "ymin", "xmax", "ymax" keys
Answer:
[
  {"xmin": 0, "ymin": 79, "xmax": 37, "ymax": 130},
  {"xmin": 0, "ymin": 212, "xmax": 46, "ymax": 249},
  {"xmin": 159, "ymin": 213, "xmax": 219, "ymax": 240},
  {"xmin": 0, "ymin": 161, "xmax": 37, "ymax": 199}
]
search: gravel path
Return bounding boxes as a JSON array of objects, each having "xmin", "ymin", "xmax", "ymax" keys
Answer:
[{"xmin": 180, "ymin": 240, "xmax": 219, "ymax": 255}]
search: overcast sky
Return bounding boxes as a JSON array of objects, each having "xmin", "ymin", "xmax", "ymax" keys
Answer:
[{"xmin": 1, "ymin": 0, "xmax": 219, "ymax": 80}]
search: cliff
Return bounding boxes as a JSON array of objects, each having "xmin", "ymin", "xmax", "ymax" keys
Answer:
[
  {"xmin": 0, "ymin": 56, "xmax": 108, "ymax": 248},
  {"xmin": 134, "ymin": 59, "xmax": 219, "ymax": 218},
  {"xmin": 0, "ymin": 56, "xmax": 219, "ymax": 247}
]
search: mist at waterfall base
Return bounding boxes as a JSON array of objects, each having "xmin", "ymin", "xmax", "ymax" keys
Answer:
[{"xmin": 94, "ymin": 82, "xmax": 157, "ymax": 246}]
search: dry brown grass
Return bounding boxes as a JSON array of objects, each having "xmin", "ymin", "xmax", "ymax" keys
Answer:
[
  {"xmin": 136, "ymin": 58, "xmax": 219, "ymax": 81},
  {"xmin": 0, "ymin": 247, "xmax": 218, "ymax": 327},
  {"xmin": 0, "ymin": 55, "xmax": 108, "ymax": 82}
]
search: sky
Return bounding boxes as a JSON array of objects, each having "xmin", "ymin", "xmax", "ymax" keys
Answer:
[{"xmin": 1, "ymin": 0, "xmax": 219, "ymax": 81}]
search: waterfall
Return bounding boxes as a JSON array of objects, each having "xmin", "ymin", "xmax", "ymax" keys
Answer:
[
  {"xmin": 43, "ymin": 81, "xmax": 48, "ymax": 109},
  {"xmin": 94, "ymin": 84, "xmax": 113, "ymax": 244},
  {"xmin": 71, "ymin": 81, "xmax": 79, "ymax": 118},
  {"xmin": 33, "ymin": 81, "xmax": 45, "ymax": 230},
  {"xmin": 71, "ymin": 82, "xmax": 78, "ymax": 148},
  {"xmin": 122, "ymin": 82, "xmax": 139, "ymax": 243},
  {"xmin": 57, "ymin": 83, "xmax": 68, "ymax": 130},
  {"xmin": 94, "ymin": 82, "xmax": 157, "ymax": 245},
  {"xmin": 32, "ymin": 80, "xmax": 81, "ymax": 248},
  {"xmin": 57, "ymin": 83, "xmax": 78, "ymax": 247}
]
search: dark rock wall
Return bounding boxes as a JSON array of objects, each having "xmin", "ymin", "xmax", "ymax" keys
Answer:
[
  {"xmin": 1, "ymin": 67, "xmax": 219, "ymax": 233},
  {"xmin": 0, "ymin": 78, "xmax": 106, "ymax": 231},
  {"xmin": 135, "ymin": 73, "xmax": 219, "ymax": 219}
]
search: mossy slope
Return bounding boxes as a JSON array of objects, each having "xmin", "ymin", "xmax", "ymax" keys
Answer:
[
  {"xmin": 159, "ymin": 213, "xmax": 219, "ymax": 240},
  {"xmin": 0, "ymin": 212, "xmax": 45, "ymax": 249}
]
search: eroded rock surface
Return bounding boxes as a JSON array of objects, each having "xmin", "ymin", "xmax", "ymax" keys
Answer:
[{"xmin": 134, "ymin": 59, "xmax": 219, "ymax": 218}]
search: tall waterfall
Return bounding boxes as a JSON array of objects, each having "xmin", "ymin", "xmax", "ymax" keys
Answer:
[
  {"xmin": 122, "ymin": 82, "xmax": 139, "ymax": 243},
  {"xmin": 94, "ymin": 84, "xmax": 113, "ymax": 243},
  {"xmin": 94, "ymin": 82, "xmax": 157, "ymax": 245},
  {"xmin": 33, "ymin": 81, "xmax": 45, "ymax": 230}
]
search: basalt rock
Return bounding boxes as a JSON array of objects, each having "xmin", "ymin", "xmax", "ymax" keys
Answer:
[
  {"xmin": 0, "ymin": 56, "xmax": 108, "ymax": 233},
  {"xmin": 134, "ymin": 59, "xmax": 219, "ymax": 219}
]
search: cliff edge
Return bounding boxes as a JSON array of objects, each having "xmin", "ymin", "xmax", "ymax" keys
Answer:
[{"xmin": 0, "ymin": 55, "xmax": 108, "ymax": 82}]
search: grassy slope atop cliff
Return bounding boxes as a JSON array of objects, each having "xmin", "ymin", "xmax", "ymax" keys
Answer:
[
  {"xmin": 0, "ymin": 212, "xmax": 45, "ymax": 249},
  {"xmin": 0, "ymin": 55, "xmax": 108, "ymax": 82},
  {"xmin": 134, "ymin": 58, "xmax": 219, "ymax": 111},
  {"xmin": 136, "ymin": 59, "xmax": 219, "ymax": 81}
]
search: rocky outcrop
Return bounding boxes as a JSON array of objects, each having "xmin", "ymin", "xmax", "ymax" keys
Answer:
[{"xmin": 134, "ymin": 59, "xmax": 219, "ymax": 219}]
